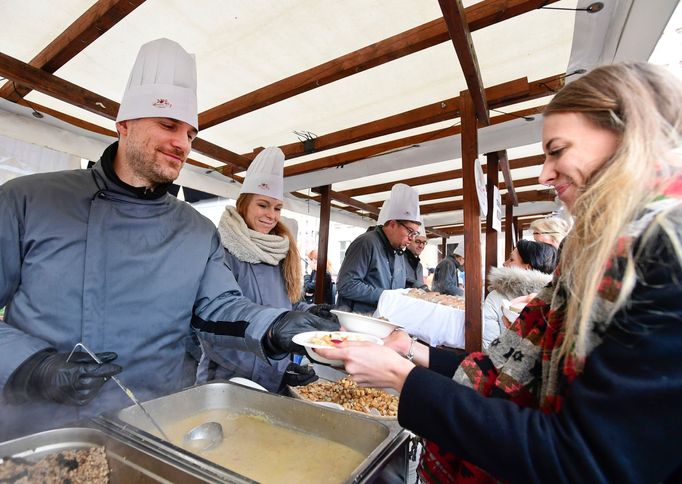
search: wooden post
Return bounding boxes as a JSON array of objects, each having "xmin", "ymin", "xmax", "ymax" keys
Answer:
[
  {"xmin": 484, "ymin": 152, "xmax": 499, "ymax": 295},
  {"xmin": 505, "ymin": 203, "xmax": 514, "ymax": 257},
  {"xmin": 313, "ymin": 185, "xmax": 331, "ymax": 304},
  {"xmin": 440, "ymin": 237, "xmax": 447, "ymax": 262},
  {"xmin": 461, "ymin": 90, "xmax": 483, "ymax": 353},
  {"xmin": 514, "ymin": 216, "xmax": 521, "ymax": 244}
]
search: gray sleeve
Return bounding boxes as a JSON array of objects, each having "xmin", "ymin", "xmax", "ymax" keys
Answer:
[
  {"xmin": 336, "ymin": 236, "xmax": 384, "ymax": 305},
  {"xmin": 0, "ymin": 186, "xmax": 53, "ymax": 389},
  {"xmin": 482, "ymin": 290, "xmax": 503, "ymax": 350},
  {"xmin": 192, "ymin": 231, "xmax": 287, "ymax": 362}
]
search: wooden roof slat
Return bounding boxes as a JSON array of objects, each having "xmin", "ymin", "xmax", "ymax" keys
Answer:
[
  {"xmin": 0, "ymin": 0, "xmax": 145, "ymax": 101},
  {"xmin": 283, "ymin": 104, "xmax": 545, "ymax": 177},
  {"xmin": 198, "ymin": 0, "xmax": 557, "ymax": 130},
  {"xmin": 439, "ymin": 0, "xmax": 490, "ymax": 125},
  {"xmin": 497, "ymin": 150, "xmax": 518, "ymax": 206},
  {"xmin": 339, "ymin": 154, "xmax": 544, "ymax": 198},
  {"xmin": 421, "ymin": 188, "xmax": 553, "ymax": 217},
  {"xmin": 247, "ymin": 75, "xmax": 537, "ymax": 162},
  {"xmin": 329, "ymin": 190, "xmax": 380, "ymax": 216},
  {"xmin": 0, "ymin": 50, "xmax": 251, "ymax": 172}
]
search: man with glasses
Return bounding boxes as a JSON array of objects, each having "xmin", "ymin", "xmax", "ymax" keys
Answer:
[
  {"xmin": 405, "ymin": 230, "xmax": 428, "ymax": 290},
  {"xmin": 337, "ymin": 184, "xmax": 421, "ymax": 313}
]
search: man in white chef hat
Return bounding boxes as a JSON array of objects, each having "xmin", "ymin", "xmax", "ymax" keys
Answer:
[
  {"xmin": 337, "ymin": 183, "xmax": 421, "ymax": 313},
  {"xmin": 0, "ymin": 38, "xmax": 337, "ymax": 440}
]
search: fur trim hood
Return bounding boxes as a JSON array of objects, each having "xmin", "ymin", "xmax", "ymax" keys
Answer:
[{"xmin": 487, "ymin": 266, "xmax": 552, "ymax": 299}]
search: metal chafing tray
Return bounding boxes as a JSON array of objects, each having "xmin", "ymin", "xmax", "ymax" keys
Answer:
[
  {"xmin": 0, "ymin": 426, "xmax": 212, "ymax": 483},
  {"xmin": 96, "ymin": 381, "xmax": 408, "ymax": 483}
]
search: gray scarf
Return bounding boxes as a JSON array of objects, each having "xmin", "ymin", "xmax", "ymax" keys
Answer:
[{"xmin": 217, "ymin": 207, "xmax": 289, "ymax": 265}]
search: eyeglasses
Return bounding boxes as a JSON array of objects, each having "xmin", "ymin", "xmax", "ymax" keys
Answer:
[
  {"xmin": 414, "ymin": 240, "xmax": 427, "ymax": 246},
  {"xmin": 397, "ymin": 221, "xmax": 419, "ymax": 240}
]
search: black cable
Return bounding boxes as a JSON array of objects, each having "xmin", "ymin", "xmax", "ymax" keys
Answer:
[{"xmin": 490, "ymin": 108, "xmax": 535, "ymax": 121}]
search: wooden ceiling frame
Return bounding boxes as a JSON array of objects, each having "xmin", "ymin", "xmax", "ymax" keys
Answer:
[
  {"xmin": 282, "ymin": 103, "xmax": 546, "ymax": 178},
  {"xmin": 337, "ymin": 154, "xmax": 544, "ymax": 198},
  {"xmin": 497, "ymin": 150, "xmax": 519, "ymax": 206},
  {"xmin": 439, "ymin": 0, "xmax": 490, "ymax": 125},
  {"xmin": 0, "ymin": 0, "xmax": 146, "ymax": 101},
  {"xmin": 198, "ymin": 0, "xmax": 558, "ymax": 131},
  {"xmin": 248, "ymin": 73, "xmax": 564, "ymax": 164}
]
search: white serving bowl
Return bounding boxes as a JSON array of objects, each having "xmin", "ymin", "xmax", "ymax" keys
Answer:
[
  {"xmin": 292, "ymin": 331, "xmax": 384, "ymax": 366},
  {"xmin": 330, "ymin": 310, "xmax": 402, "ymax": 338}
]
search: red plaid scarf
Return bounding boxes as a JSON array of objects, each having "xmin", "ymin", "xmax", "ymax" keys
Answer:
[{"xmin": 418, "ymin": 179, "xmax": 682, "ymax": 483}]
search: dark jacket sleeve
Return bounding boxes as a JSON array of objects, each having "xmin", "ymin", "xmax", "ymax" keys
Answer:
[{"xmin": 399, "ymin": 239, "xmax": 682, "ymax": 483}]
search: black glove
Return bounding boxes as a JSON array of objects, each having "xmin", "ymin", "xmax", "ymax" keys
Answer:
[
  {"xmin": 6, "ymin": 350, "xmax": 122, "ymax": 406},
  {"xmin": 306, "ymin": 304, "xmax": 339, "ymax": 322},
  {"xmin": 267, "ymin": 311, "xmax": 340, "ymax": 355},
  {"xmin": 280, "ymin": 362, "xmax": 318, "ymax": 391}
]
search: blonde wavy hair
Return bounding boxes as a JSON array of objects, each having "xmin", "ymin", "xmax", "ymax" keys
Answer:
[
  {"xmin": 544, "ymin": 63, "xmax": 682, "ymax": 359},
  {"xmin": 236, "ymin": 194, "xmax": 303, "ymax": 303}
]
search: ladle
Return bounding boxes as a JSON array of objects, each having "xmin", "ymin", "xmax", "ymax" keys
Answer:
[
  {"xmin": 67, "ymin": 342, "xmax": 171, "ymax": 442},
  {"xmin": 183, "ymin": 421, "xmax": 224, "ymax": 451}
]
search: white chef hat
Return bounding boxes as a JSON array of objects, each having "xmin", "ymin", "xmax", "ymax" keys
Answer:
[
  {"xmin": 239, "ymin": 147, "xmax": 285, "ymax": 201},
  {"xmin": 453, "ymin": 244, "xmax": 465, "ymax": 257},
  {"xmin": 377, "ymin": 198, "xmax": 391, "ymax": 225},
  {"xmin": 383, "ymin": 183, "xmax": 421, "ymax": 224},
  {"xmin": 117, "ymin": 38, "xmax": 198, "ymax": 130}
]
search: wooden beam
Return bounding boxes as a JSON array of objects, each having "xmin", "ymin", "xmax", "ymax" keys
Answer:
[
  {"xmin": 198, "ymin": 0, "xmax": 558, "ymax": 130},
  {"xmin": 283, "ymin": 104, "xmax": 544, "ymax": 177},
  {"xmin": 461, "ymin": 90, "xmax": 483, "ymax": 353},
  {"xmin": 502, "ymin": 189, "xmax": 555, "ymax": 204},
  {"xmin": 312, "ymin": 186, "xmax": 332, "ymax": 304},
  {"xmin": 255, "ymin": 75, "xmax": 534, "ymax": 161},
  {"xmin": 0, "ymin": 0, "xmax": 145, "ymax": 101},
  {"xmin": 329, "ymin": 190, "xmax": 380, "ymax": 215},
  {"xmin": 485, "ymin": 152, "xmax": 499, "ymax": 293},
  {"xmin": 0, "ymin": 50, "xmax": 252, "ymax": 172},
  {"xmin": 340, "ymin": 154, "xmax": 544, "ymax": 198},
  {"xmin": 497, "ymin": 150, "xmax": 518, "ymax": 206},
  {"xmin": 505, "ymin": 202, "xmax": 514, "ymax": 256},
  {"xmin": 439, "ymin": 0, "xmax": 490, "ymax": 125}
]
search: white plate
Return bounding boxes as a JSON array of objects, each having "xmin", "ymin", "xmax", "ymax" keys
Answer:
[
  {"xmin": 330, "ymin": 309, "xmax": 402, "ymax": 338},
  {"xmin": 292, "ymin": 331, "xmax": 384, "ymax": 366}
]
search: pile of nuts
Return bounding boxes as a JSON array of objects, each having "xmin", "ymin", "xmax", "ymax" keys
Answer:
[
  {"xmin": 296, "ymin": 377, "xmax": 398, "ymax": 417},
  {"xmin": 406, "ymin": 288, "xmax": 465, "ymax": 310}
]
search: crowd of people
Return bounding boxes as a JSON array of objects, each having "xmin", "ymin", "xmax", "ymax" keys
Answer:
[{"xmin": 1, "ymin": 35, "xmax": 680, "ymax": 482}]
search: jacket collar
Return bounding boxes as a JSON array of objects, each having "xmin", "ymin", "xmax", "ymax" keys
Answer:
[
  {"xmin": 95, "ymin": 141, "xmax": 173, "ymax": 200},
  {"xmin": 377, "ymin": 226, "xmax": 403, "ymax": 256},
  {"xmin": 405, "ymin": 249, "xmax": 420, "ymax": 269}
]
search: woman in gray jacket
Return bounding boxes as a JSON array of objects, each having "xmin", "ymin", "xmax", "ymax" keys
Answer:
[
  {"xmin": 196, "ymin": 148, "xmax": 330, "ymax": 391},
  {"xmin": 482, "ymin": 240, "xmax": 557, "ymax": 349}
]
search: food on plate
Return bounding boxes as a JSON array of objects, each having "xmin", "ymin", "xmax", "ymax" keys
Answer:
[
  {"xmin": 308, "ymin": 332, "xmax": 370, "ymax": 346},
  {"xmin": 0, "ymin": 446, "xmax": 109, "ymax": 483},
  {"xmin": 406, "ymin": 288, "xmax": 465, "ymax": 309},
  {"xmin": 295, "ymin": 377, "xmax": 399, "ymax": 417}
]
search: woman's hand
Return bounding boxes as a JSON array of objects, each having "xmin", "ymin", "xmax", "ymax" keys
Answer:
[
  {"xmin": 382, "ymin": 329, "xmax": 412, "ymax": 354},
  {"xmin": 314, "ymin": 342, "xmax": 415, "ymax": 392}
]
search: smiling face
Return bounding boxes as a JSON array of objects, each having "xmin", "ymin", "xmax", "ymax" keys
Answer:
[
  {"xmin": 244, "ymin": 194, "xmax": 283, "ymax": 234},
  {"xmin": 539, "ymin": 112, "xmax": 620, "ymax": 212},
  {"xmin": 116, "ymin": 117, "xmax": 197, "ymax": 187},
  {"xmin": 408, "ymin": 235, "xmax": 428, "ymax": 256}
]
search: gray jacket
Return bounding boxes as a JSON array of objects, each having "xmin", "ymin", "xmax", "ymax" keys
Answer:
[
  {"xmin": 482, "ymin": 266, "xmax": 552, "ymax": 349},
  {"xmin": 404, "ymin": 250, "xmax": 426, "ymax": 289},
  {"xmin": 432, "ymin": 255, "xmax": 464, "ymax": 296},
  {"xmin": 0, "ymin": 142, "xmax": 285, "ymax": 440},
  {"xmin": 336, "ymin": 227, "xmax": 406, "ymax": 314},
  {"xmin": 196, "ymin": 249, "xmax": 310, "ymax": 391}
]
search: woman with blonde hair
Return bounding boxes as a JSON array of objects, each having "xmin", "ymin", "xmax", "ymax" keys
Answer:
[
  {"xmin": 529, "ymin": 216, "xmax": 570, "ymax": 248},
  {"xmin": 196, "ymin": 147, "xmax": 336, "ymax": 391},
  {"xmin": 318, "ymin": 62, "xmax": 682, "ymax": 482}
]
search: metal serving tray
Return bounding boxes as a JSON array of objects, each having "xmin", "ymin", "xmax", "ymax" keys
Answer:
[
  {"xmin": 97, "ymin": 381, "xmax": 407, "ymax": 483},
  {"xmin": 0, "ymin": 426, "xmax": 210, "ymax": 483}
]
